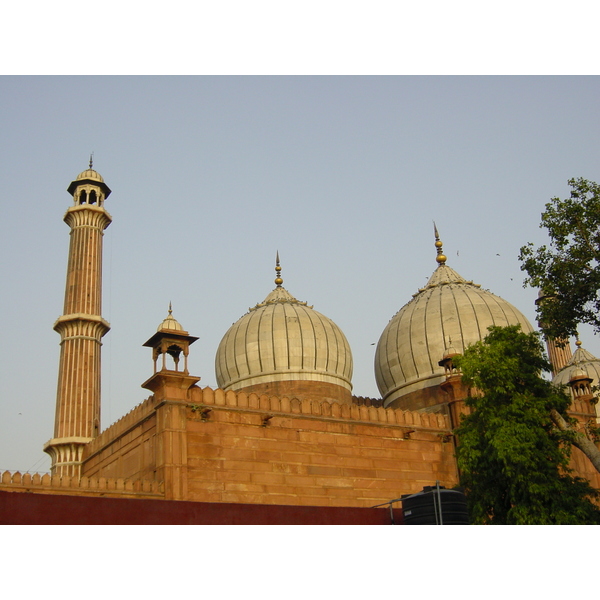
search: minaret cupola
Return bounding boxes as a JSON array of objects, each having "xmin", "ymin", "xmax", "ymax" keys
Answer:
[
  {"xmin": 67, "ymin": 156, "xmax": 112, "ymax": 207},
  {"xmin": 143, "ymin": 303, "xmax": 199, "ymax": 375},
  {"xmin": 141, "ymin": 305, "xmax": 200, "ymax": 398}
]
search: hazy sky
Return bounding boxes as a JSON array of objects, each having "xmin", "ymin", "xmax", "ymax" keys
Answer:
[{"xmin": 1, "ymin": 75, "xmax": 599, "ymax": 473}]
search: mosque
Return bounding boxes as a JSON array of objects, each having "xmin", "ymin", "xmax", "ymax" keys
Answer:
[{"xmin": 1, "ymin": 165, "xmax": 599, "ymax": 523}]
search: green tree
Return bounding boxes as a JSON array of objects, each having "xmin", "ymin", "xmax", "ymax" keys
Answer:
[
  {"xmin": 454, "ymin": 325, "xmax": 600, "ymax": 525},
  {"xmin": 519, "ymin": 177, "xmax": 600, "ymax": 341}
]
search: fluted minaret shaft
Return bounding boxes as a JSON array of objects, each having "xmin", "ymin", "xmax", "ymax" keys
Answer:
[
  {"xmin": 44, "ymin": 168, "xmax": 112, "ymax": 477},
  {"xmin": 546, "ymin": 339, "xmax": 573, "ymax": 377},
  {"xmin": 62, "ymin": 206, "xmax": 110, "ymax": 315}
]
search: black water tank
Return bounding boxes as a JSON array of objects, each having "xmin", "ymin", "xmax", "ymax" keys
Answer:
[{"xmin": 401, "ymin": 486, "xmax": 469, "ymax": 525}]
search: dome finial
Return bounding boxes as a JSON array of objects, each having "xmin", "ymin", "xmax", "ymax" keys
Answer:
[
  {"xmin": 168, "ymin": 301, "xmax": 173, "ymax": 316},
  {"xmin": 275, "ymin": 251, "xmax": 283, "ymax": 287},
  {"xmin": 89, "ymin": 152, "xmax": 94, "ymax": 169},
  {"xmin": 433, "ymin": 222, "xmax": 447, "ymax": 265}
]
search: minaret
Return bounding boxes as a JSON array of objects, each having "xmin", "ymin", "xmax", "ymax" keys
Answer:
[{"xmin": 44, "ymin": 160, "xmax": 112, "ymax": 477}]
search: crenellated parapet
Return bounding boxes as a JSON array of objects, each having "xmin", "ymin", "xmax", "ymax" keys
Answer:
[
  {"xmin": 187, "ymin": 386, "xmax": 451, "ymax": 431},
  {"xmin": 352, "ymin": 396, "xmax": 384, "ymax": 408},
  {"xmin": 85, "ymin": 395, "xmax": 158, "ymax": 457},
  {"xmin": 0, "ymin": 470, "xmax": 163, "ymax": 499}
]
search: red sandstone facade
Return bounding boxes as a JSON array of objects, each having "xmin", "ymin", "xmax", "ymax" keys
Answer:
[
  {"xmin": 80, "ymin": 381, "xmax": 459, "ymax": 507},
  {"xmin": 4, "ymin": 362, "xmax": 597, "ymax": 517}
]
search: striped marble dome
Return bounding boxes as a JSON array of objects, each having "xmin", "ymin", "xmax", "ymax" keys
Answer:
[
  {"xmin": 375, "ymin": 239, "xmax": 534, "ymax": 408},
  {"xmin": 215, "ymin": 273, "xmax": 353, "ymax": 395}
]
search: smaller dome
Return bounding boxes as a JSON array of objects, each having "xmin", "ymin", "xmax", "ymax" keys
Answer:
[
  {"xmin": 570, "ymin": 367, "xmax": 590, "ymax": 381},
  {"xmin": 76, "ymin": 168, "xmax": 104, "ymax": 183},
  {"xmin": 157, "ymin": 304, "xmax": 184, "ymax": 332},
  {"xmin": 553, "ymin": 345, "xmax": 600, "ymax": 387},
  {"xmin": 443, "ymin": 345, "xmax": 459, "ymax": 358}
]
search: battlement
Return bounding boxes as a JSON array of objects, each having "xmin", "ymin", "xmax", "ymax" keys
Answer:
[
  {"xmin": 352, "ymin": 396, "xmax": 384, "ymax": 408},
  {"xmin": 87, "ymin": 394, "xmax": 158, "ymax": 456},
  {"xmin": 188, "ymin": 386, "xmax": 451, "ymax": 431},
  {"xmin": 0, "ymin": 470, "xmax": 163, "ymax": 499}
]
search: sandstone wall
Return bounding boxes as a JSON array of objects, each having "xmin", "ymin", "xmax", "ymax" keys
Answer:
[
  {"xmin": 81, "ymin": 395, "xmax": 159, "ymax": 481},
  {"xmin": 184, "ymin": 386, "xmax": 458, "ymax": 507}
]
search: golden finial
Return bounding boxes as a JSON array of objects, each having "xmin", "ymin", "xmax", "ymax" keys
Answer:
[
  {"xmin": 274, "ymin": 251, "xmax": 283, "ymax": 287},
  {"xmin": 433, "ymin": 222, "xmax": 447, "ymax": 265},
  {"xmin": 168, "ymin": 301, "xmax": 173, "ymax": 317}
]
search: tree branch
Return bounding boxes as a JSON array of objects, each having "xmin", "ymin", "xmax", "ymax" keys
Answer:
[{"xmin": 550, "ymin": 409, "xmax": 600, "ymax": 474}]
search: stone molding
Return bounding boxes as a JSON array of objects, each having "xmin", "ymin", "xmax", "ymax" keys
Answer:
[
  {"xmin": 64, "ymin": 204, "xmax": 112, "ymax": 231},
  {"xmin": 53, "ymin": 313, "xmax": 111, "ymax": 341}
]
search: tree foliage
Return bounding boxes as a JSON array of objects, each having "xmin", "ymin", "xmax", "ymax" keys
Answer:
[
  {"xmin": 519, "ymin": 177, "xmax": 600, "ymax": 340},
  {"xmin": 454, "ymin": 325, "xmax": 600, "ymax": 524}
]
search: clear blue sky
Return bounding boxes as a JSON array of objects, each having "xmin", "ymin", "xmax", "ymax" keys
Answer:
[{"xmin": 1, "ymin": 75, "xmax": 599, "ymax": 473}]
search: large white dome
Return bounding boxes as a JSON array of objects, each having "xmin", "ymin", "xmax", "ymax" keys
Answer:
[
  {"xmin": 375, "ymin": 239, "xmax": 534, "ymax": 408},
  {"xmin": 215, "ymin": 269, "xmax": 353, "ymax": 399}
]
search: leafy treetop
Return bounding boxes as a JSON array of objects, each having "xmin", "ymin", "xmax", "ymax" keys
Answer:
[
  {"xmin": 454, "ymin": 324, "xmax": 600, "ymax": 525},
  {"xmin": 520, "ymin": 177, "xmax": 600, "ymax": 340}
]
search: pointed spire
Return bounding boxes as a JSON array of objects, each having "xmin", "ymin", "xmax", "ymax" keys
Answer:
[
  {"xmin": 433, "ymin": 222, "xmax": 447, "ymax": 265},
  {"xmin": 165, "ymin": 301, "xmax": 177, "ymax": 324},
  {"xmin": 89, "ymin": 153, "xmax": 94, "ymax": 169},
  {"xmin": 275, "ymin": 251, "xmax": 283, "ymax": 287}
]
